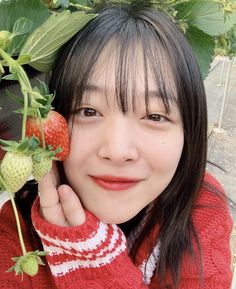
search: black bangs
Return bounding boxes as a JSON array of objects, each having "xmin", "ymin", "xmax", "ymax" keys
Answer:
[
  {"xmin": 112, "ymin": 16, "xmax": 177, "ymax": 115},
  {"xmin": 50, "ymin": 6, "xmax": 179, "ymax": 119}
]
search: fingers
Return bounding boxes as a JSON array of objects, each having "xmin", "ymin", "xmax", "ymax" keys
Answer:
[
  {"xmin": 58, "ymin": 185, "xmax": 86, "ymax": 226},
  {"xmin": 38, "ymin": 162, "xmax": 59, "ymax": 208},
  {"xmin": 38, "ymin": 163, "xmax": 67, "ymax": 226},
  {"xmin": 38, "ymin": 162, "xmax": 86, "ymax": 227}
]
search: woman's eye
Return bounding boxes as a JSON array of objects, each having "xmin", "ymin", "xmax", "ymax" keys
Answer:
[
  {"xmin": 145, "ymin": 114, "xmax": 168, "ymax": 122},
  {"xmin": 77, "ymin": 107, "xmax": 100, "ymax": 117}
]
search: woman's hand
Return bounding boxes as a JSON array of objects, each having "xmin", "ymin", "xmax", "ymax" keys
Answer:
[{"xmin": 38, "ymin": 162, "xmax": 86, "ymax": 227}]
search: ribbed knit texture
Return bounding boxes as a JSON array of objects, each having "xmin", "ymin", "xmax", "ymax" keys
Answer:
[{"xmin": 0, "ymin": 172, "xmax": 233, "ymax": 288}]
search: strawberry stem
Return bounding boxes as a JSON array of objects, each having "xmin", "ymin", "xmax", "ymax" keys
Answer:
[
  {"xmin": 16, "ymin": 69, "xmax": 31, "ymax": 141},
  {"xmin": 37, "ymin": 108, "xmax": 46, "ymax": 148},
  {"xmin": 69, "ymin": 3, "xmax": 92, "ymax": 11},
  {"xmin": 8, "ymin": 191, "xmax": 27, "ymax": 255},
  {"xmin": 0, "ymin": 174, "xmax": 27, "ymax": 255},
  {"xmin": 0, "ymin": 61, "xmax": 5, "ymax": 73},
  {"xmin": 0, "ymin": 48, "xmax": 32, "ymax": 141},
  {"xmin": 0, "ymin": 47, "xmax": 12, "ymax": 65}
]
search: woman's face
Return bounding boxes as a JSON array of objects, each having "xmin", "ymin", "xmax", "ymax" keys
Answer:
[{"xmin": 63, "ymin": 51, "xmax": 184, "ymax": 224}]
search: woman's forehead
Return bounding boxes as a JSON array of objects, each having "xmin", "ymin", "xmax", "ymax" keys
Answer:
[
  {"xmin": 88, "ymin": 44, "xmax": 177, "ymax": 98},
  {"xmin": 89, "ymin": 63, "xmax": 156, "ymax": 96}
]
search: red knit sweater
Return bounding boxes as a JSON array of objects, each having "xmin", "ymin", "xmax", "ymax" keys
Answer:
[{"xmin": 0, "ymin": 173, "xmax": 233, "ymax": 289}]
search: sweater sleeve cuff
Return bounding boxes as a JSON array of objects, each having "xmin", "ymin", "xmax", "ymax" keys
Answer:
[
  {"xmin": 32, "ymin": 197, "xmax": 101, "ymax": 243},
  {"xmin": 31, "ymin": 197, "xmax": 127, "ymax": 277}
]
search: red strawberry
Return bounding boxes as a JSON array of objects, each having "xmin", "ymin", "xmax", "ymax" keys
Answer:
[{"xmin": 26, "ymin": 111, "xmax": 70, "ymax": 160}]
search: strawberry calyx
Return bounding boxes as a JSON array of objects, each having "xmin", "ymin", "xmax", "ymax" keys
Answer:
[
  {"xmin": 0, "ymin": 136, "xmax": 40, "ymax": 154},
  {"xmin": 0, "ymin": 136, "xmax": 60, "ymax": 156},
  {"xmin": 32, "ymin": 145, "xmax": 60, "ymax": 181},
  {"xmin": 29, "ymin": 80, "xmax": 54, "ymax": 119},
  {"xmin": 20, "ymin": 80, "xmax": 54, "ymax": 121},
  {"xmin": 32, "ymin": 143, "xmax": 61, "ymax": 161},
  {"xmin": 6, "ymin": 250, "xmax": 47, "ymax": 277},
  {"xmin": 14, "ymin": 80, "xmax": 54, "ymax": 119}
]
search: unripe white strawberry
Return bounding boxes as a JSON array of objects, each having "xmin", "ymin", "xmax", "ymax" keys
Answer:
[
  {"xmin": 0, "ymin": 30, "xmax": 11, "ymax": 49},
  {"xmin": 32, "ymin": 157, "xmax": 52, "ymax": 182},
  {"xmin": 6, "ymin": 250, "xmax": 46, "ymax": 277},
  {"xmin": 20, "ymin": 255, "xmax": 39, "ymax": 277},
  {"xmin": 0, "ymin": 152, "xmax": 33, "ymax": 193}
]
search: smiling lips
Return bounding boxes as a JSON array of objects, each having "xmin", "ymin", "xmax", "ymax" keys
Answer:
[{"xmin": 91, "ymin": 175, "xmax": 141, "ymax": 190}]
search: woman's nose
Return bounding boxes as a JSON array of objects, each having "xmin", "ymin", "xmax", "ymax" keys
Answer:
[{"xmin": 97, "ymin": 115, "xmax": 139, "ymax": 164}]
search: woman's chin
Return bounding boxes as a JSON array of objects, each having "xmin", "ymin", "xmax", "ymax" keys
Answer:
[{"xmin": 90, "ymin": 208, "xmax": 140, "ymax": 225}]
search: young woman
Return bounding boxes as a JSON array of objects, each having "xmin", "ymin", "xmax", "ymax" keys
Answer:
[{"xmin": 0, "ymin": 3, "xmax": 233, "ymax": 289}]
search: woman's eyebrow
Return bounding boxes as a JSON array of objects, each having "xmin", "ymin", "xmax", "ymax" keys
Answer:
[
  {"xmin": 146, "ymin": 91, "xmax": 178, "ymax": 115},
  {"xmin": 83, "ymin": 85, "xmax": 177, "ymax": 107},
  {"xmin": 148, "ymin": 90, "xmax": 177, "ymax": 103},
  {"xmin": 82, "ymin": 84, "xmax": 110, "ymax": 105},
  {"xmin": 83, "ymin": 84, "xmax": 103, "ymax": 94}
]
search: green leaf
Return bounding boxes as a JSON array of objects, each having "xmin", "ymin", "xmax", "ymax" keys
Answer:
[
  {"xmin": 18, "ymin": 138, "xmax": 29, "ymax": 151},
  {"xmin": 6, "ymin": 90, "xmax": 24, "ymax": 105},
  {"xmin": 34, "ymin": 80, "xmax": 50, "ymax": 95},
  {"xmin": 33, "ymin": 154, "xmax": 42, "ymax": 162},
  {"xmin": 72, "ymin": 0, "xmax": 93, "ymax": 5},
  {"xmin": 2, "ymin": 73, "xmax": 18, "ymax": 81},
  {"xmin": 12, "ymin": 17, "xmax": 33, "ymax": 37},
  {"xmin": 14, "ymin": 107, "xmax": 38, "ymax": 117},
  {"xmin": 20, "ymin": 10, "xmax": 96, "ymax": 72},
  {"xmin": 53, "ymin": 0, "xmax": 69, "ymax": 8},
  {"xmin": 31, "ymin": 98, "xmax": 46, "ymax": 109},
  {"xmin": 14, "ymin": 262, "xmax": 21, "ymax": 275},
  {"xmin": 5, "ymin": 264, "xmax": 16, "ymax": 273},
  {"xmin": 176, "ymin": 0, "xmax": 236, "ymax": 36},
  {"xmin": 30, "ymin": 90, "xmax": 46, "ymax": 100},
  {"xmin": 28, "ymin": 137, "xmax": 40, "ymax": 151},
  {"xmin": 34, "ymin": 250, "xmax": 47, "ymax": 257},
  {"xmin": 0, "ymin": 139, "xmax": 19, "ymax": 148},
  {"xmin": 16, "ymin": 54, "xmax": 32, "ymax": 65},
  {"xmin": 186, "ymin": 26, "xmax": 214, "ymax": 79},
  {"xmin": 0, "ymin": 0, "xmax": 50, "ymax": 55}
]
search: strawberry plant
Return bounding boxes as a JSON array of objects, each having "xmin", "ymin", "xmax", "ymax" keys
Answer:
[
  {"xmin": 215, "ymin": 24, "xmax": 236, "ymax": 56},
  {"xmin": 0, "ymin": 0, "xmax": 236, "ymax": 279},
  {"xmin": 6, "ymin": 251, "xmax": 47, "ymax": 277},
  {"xmin": 0, "ymin": 0, "xmax": 96, "ymax": 278}
]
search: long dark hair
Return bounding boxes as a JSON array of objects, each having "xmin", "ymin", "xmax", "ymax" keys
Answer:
[
  {"xmin": 17, "ymin": 3, "xmax": 208, "ymax": 288},
  {"xmin": 48, "ymin": 4, "xmax": 208, "ymax": 287}
]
